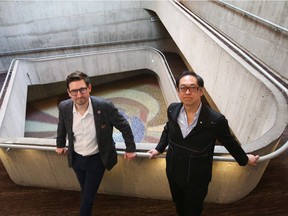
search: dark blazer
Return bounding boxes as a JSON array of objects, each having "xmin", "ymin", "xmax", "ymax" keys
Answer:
[
  {"xmin": 156, "ymin": 102, "xmax": 248, "ymax": 184},
  {"xmin": 56, "ymin": 96, "xmax": 136, "ymax": 170}
]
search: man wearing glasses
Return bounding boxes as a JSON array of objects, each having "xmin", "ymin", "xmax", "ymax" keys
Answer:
[
  {"xmin": 56, "ymin": 71, "xmax": 136, "ymax": 216},
  {"xmin": 148, "ymin": 70, "xmax": 259, "ymax": 216}
]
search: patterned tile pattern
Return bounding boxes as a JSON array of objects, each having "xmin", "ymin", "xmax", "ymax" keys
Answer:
[{"xmin": 25, "ymin": 74, "xmax": 167, "ymax": 144}]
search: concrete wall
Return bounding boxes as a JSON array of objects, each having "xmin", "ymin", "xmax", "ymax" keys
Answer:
[
  {"xmin": 0, "ymin": 60, "xmax": 29, "ymax": 137},
  {"xmin": 180, "ymin": 0, "xmax": 288, "ymax": 81},
  {"xmin": 141, "ymin": 1, "xmax": 287, "ymax": 202},
  {"xmin": 0, "ymin": 1, "xmax": 177, "ymax": 72},
  {"xmin": 142, "ymin": 0, "xmax": 287, "ymax": 151},
  {"xmin": 0, "ymin": 139, "xmax": 171, "ymax": 200}
]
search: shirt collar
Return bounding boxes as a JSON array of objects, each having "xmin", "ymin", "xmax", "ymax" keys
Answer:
[{"xmin": 180, "ymin": 102, "xmax": 202, "ymax": 116}]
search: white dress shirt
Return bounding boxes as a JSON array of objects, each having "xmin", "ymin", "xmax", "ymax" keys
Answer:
[
  {"xmin": 73, "ymin": 98, "xmax": 98, "ymax": 156},
  {"xmin": 177, "ymin": 103, "xmax": 202, "ymax": 138}
]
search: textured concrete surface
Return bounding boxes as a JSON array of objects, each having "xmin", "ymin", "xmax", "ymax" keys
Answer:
[{"xmin": 0, "ymin": 145, "xmax": 287, "ymax": 215}]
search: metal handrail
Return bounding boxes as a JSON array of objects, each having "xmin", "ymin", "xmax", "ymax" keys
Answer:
[
  {"xmin": 0, "ymin": 58, "xmax": 36, "ymax": 104},
  {"xmin": 0, "ymin": 59, "xmax": 16, "ymax": 102},
  {"xmin": 175, "ymin": 1, "xmax": 288, "ymax": 94},
  {"xmin": 0, "ymin": 140, "xmax": 287, "ymax": 163},
  {"xmin": 0, "ymin": 142, "xmax": 157, "ymax": 158},
  {"xmin": 172, "ymin": 0, "xmax": 288, "ymax": 160},
  {"xmin": 150, "ymin": 47, "xmax": 176, "ymax": 87},
  {"xmin": 217, "ymin": 0, "xmax": 288, "ymax": 33},
  {"xmin": 0, "ymin": 44, "xmax": 288, "ymax": 162}
]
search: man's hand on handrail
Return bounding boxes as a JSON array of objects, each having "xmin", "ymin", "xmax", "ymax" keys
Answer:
[
  {"xmin": 247, "ymin": 154, "xmax": 260, "ymax": 166},
  {"xmin": 147, "ymin": 149, "xmax": 160, "ymax": 159},
  {"xmin": 55, "ymin": 147, "xmax": 67, "ymax": 155},
  {"xmin": 124, "ymin": 152, "xmax": 137, "ymax": 161}
]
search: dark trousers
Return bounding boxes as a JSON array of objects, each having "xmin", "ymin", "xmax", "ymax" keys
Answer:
[
  {"xmin": 167, "ymin": 175, "xmax": 209, "ymax": 216},
  {"xmin": 72, "ymin": 152, "xmax": 105, "ymax": 216}
]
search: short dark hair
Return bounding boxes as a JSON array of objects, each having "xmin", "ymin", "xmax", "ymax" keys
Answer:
[
  {"xmin": 175, "ymin": 71, "xmax": 204, "ymax": 88},
  {"xmin": 66, "ymin": 71, "xmax": 90, "ymax": 89}
]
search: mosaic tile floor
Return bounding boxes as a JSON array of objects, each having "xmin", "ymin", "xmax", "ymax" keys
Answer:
[{"xmin": 25, "ymin": 74, "xmax": 167, "ymax": 144}]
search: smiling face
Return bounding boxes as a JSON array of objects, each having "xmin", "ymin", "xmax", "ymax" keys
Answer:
[
  {"xmin": 67, "ymin": 80, "xmax": 92, "ymax": 107},
  {"xmin": 177, "ymin": 75, "xmax": 203, "ymax": 107}
]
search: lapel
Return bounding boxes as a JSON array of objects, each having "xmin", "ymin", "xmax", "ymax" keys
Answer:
[
  {"xmin": 169, "ymin": 103, "xmax": 182, "ymax": 122},
  {"xmin": 169, "ymin": 103, "xmax": 184, "ymax": 137},
  {"xmin": 65, "ymin": 100, "xmax": 74, "ymax": 134},
  {"xmin": 90, "ymin": 97, "xmax": 102, "ymax": 142}
]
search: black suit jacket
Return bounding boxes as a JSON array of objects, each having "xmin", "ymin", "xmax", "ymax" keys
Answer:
[
  {"xmin": 156, "ymin": 102, "xmax": 248, "ymax": 184},
  {"xmin": 56, "ymin": 96, "xmax": 136, "ymax": 170}
]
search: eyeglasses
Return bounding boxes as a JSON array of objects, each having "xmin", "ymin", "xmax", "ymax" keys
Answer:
[
  {"xmin": 178, "ymin": 85, "xmax": 200, "ymax": 93},
  {"xmin": 69, "ymin": 87, "xmax": 88, "ymax": 96}
]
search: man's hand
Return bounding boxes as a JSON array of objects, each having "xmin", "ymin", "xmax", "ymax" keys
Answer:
[
  {"xmin": 247, "ymin": 154, "xmax": 260, "ymax": 166},
  {"xmin": 124, "ymin": 152, "xmax": 137, "ymax": 161},
  {"xmin": 56, "ymin": 147, "xmax": 67, "ymax": 155},
  {"xmin": 147, "ymin": 149, "xmax": 160, "ymax": 159}
]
